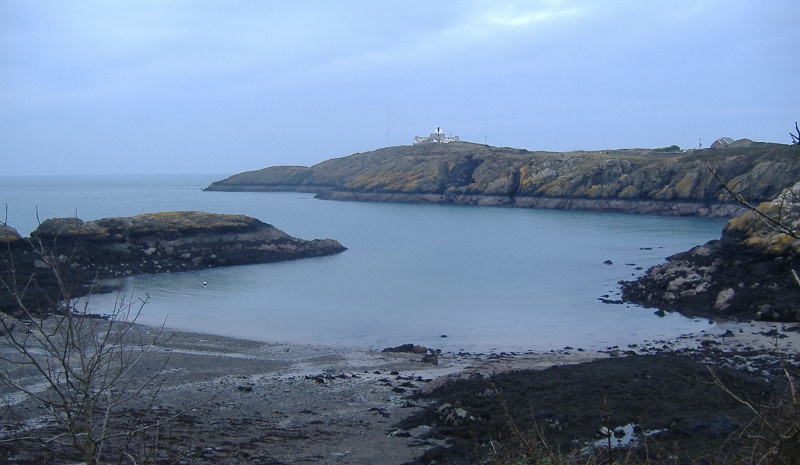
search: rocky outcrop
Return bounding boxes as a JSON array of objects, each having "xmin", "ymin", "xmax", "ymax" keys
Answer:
[
  {"xmin": 0, "ymin": 225, "xmax": 22, "ymax": 245},
  {"xmin": 0, "ymin": 211, "xmax": 346, "ymax": 314},
  {"xmin": 206, "ymin": 141, "xmax": 800, "ymax": 217},
  {"xmin": 621, "ymin": 182, "xmax": 800, "ymax": 322}
]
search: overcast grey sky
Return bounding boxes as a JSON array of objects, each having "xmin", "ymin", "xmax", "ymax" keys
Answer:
[{"xmin": 2, "ymin": 1, "xmax": 798, "ymax": 176}]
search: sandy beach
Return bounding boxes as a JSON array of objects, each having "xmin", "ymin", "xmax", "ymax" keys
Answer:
[{"xmin": 1, "ymin": 319, "xmax": 798, "ymax": 464}]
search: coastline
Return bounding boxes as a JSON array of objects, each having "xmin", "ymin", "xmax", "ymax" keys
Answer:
[
  {"xmin": 3, "ymin": 319, "xmax": 797, "ymax": 464},
  {"xmin": 313, "ymin": 190, "xmax": 746, "ymax": 218}
]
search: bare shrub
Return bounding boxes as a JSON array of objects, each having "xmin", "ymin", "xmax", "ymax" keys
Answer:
[
  {"xmin": 0, "ymin": 238, "xmax": 173, "ymax": 465},
  {"xmin": 707, "ymin": 165, "xmax": 800, "ymax": 464},
  {"xmin": 709, "ymin": 360, "xmax": 800, "ymax": 465}
]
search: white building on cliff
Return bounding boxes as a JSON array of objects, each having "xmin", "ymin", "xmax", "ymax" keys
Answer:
[{"xmin": 413, "ymin": 127, "xmax": 459, "ymax": 144}]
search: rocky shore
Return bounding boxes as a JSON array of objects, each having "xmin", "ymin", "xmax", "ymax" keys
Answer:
[
  {"xmin": 399, "ymin": 322, "xmax": 800, "ymax": 465},
  {"xmin": 1, "ymin": 321, "xmax": 797, "ymax": 464},
  {"xmin": 314, "ymin": 189, "xmax": 746, "ymax": 217},
  {"xmin": 0, "ymin": 211, "xmax": 345, "ymax": 314},
  {"xmin": 622, "ymin": 181, "xmax": 800, "ymax": 323}
]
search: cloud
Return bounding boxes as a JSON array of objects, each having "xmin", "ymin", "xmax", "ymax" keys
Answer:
[
  {"xmin": 457, "ymin": 1, "xmax": 583, "ymax": 37},
  {"xmin": 1, "ymin": 0, "xmax": 798, "ymax": 175},
  {"xmin": 314, "ymin": 1, "xmax": 588, "ymax": 75}
]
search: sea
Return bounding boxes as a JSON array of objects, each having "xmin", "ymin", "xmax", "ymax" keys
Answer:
[{"xmin": 1, "ymin": 174, "xmax": 728, "ymax": 353}]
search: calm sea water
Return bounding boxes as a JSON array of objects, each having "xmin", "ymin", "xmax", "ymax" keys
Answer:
[{"xmin": 1, "ymin": 174, "xmax": 727, "ymax": 353}]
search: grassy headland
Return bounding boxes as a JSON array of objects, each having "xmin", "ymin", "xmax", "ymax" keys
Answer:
[{"xmin": 206, "ymin": 140, "xmax": 800, "ymax": 217}]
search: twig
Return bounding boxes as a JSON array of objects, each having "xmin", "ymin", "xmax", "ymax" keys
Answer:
[
  {"xmin": 708, "ymin": 167, "xmax": 798, "ymax": 238},
  {"xmin": 707, "ymin": 366, "xmax": 759, "ymax": 415},
  {"xmin": 123, "ymin": 451, "xmax": 138, "ymax": 465}
]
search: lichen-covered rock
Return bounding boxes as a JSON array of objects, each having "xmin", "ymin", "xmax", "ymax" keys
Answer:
[
  {"xmin": 0, "ymin": 224, "xmax": 22, "ymax": 245},
  {"xmin": 33, "ymin": 212, "xmax": 268, "ymax": 241},
  {"xmin": 33, "ymin": 217, "xmax": 110, "ymax": 240},
  {"xmin": 721, "ymin": 182, "xmax": 800, "ymax": 255},
  {"xmin": 26, "ymin": 211, "xmax": 346, "ymax": 275},
  {"xmin": 621, "ymin": 182, "xmax": 800, "ymax": 322},
  {"xmin": 206, "ymin": 141, "xmax": 800, "ymax": 217},
  {"xmin": 1, "ymin": 211, "xmax": 346, "ymax": 315}
]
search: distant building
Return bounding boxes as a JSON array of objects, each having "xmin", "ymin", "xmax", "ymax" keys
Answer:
[
  {"xmin": 413, "ymin": 127, "xmax": 459, "ymax": 144},
  {"xmin": 710, "ymin": 137, "xmax": 735, "ymax": 149}
]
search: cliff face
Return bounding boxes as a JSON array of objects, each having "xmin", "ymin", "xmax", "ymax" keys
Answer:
[
  {"xmin": 621, "ymin": 182, "xmax": 800, "ymax": 322},
  {"xmin": 0, "ymin": 211, "xmax": 346, "ymax": 314},
  {"xmin": 206, "ymin": 141, "xmax": 800, "ymax": 216}
]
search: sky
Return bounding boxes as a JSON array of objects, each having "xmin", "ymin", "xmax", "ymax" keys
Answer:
[{"xmin": 1, "ymin": 1, "xmax": 798, "ymax": 176}]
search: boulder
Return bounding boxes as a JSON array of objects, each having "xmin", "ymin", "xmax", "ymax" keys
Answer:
[
  {"xmin": 714, "ymin": 288, "xmax": 735, "ymax": 310},
  {"xmin": 0, "ymin": 224, "xmax": 22, "ymax": 245},
  {"xmin": 382, "ymin": 343, "xmax": 428, "ymax": 354}
]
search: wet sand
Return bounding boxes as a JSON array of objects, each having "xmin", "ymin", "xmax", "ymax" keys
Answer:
[{"xmin": 1, "ymin": 320, "xmax": 798, "ymax": 464}]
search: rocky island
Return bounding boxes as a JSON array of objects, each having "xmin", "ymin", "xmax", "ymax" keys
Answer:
[
  {"xmin": 206, "ymin": 140, "xmax": 800, "ymax": 217},
  {"xmin": 0, "ymin": 211, "xmax": 345, "ymax": 313}
]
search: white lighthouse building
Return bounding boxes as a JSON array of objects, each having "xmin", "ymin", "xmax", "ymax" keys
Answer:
[{"xmin": 413, "ymin": 127, "xmax": 459, "ymax": 144}]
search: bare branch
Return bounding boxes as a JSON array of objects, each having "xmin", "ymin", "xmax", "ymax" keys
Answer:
[
  {"xmin": 707, "ymin": 366, "xmax": 759, "ymax": 415},
  {"xmin": 0, "ymin": 235, "xmax": 177, "ymax": 464},
  {"xmin": 708, "ymin": 167, "xmax": 798, "ymax": 238}
]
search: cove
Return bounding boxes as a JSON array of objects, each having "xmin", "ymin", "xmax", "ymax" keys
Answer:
[{"xmin": 1, "ymin": 175, "xmax": 727, "ymax": 352}]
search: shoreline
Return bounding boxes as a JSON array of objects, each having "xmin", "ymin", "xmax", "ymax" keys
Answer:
[
  {"xmin": 144, "ymin": 311, "xmax": 800, "ymax": 359},
  {"xmin": 2, "ymin": 319, "xmax": 798, "ymax": 464}
]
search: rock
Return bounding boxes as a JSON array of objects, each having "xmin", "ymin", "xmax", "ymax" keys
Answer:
[
  {"xmin": 382, "ymin": 343, "xmax": 428, "ymax": 354},
  {"xmin": 436, "ymin": 403, "xmax": 474, "ymax": 426},
  {"xmin": 0, "ymin": 224, "xmax": 22, "ymax": 245},
  {"xmin": 714, "ymin": 288, "xmax": 735, "ymax": 310},
  {"xmin": 369, "ymin": 407, "xmax": 390, "ymax": 418},
  {"xmin": 0, "ymin": 211, "xmax": 346, "ymax": 315},
  {"xmin": 621, "ymin": 181, "xmax": 800, "ymax": 322},
  {"xmin": 29, "ymin": 211, "xmax": 345, "ymax": 273}
]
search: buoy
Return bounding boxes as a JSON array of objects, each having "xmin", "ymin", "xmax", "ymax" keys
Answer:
[{"xmin": 203, "ymin": 281, "xmax": 208, "ymax": 286}]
